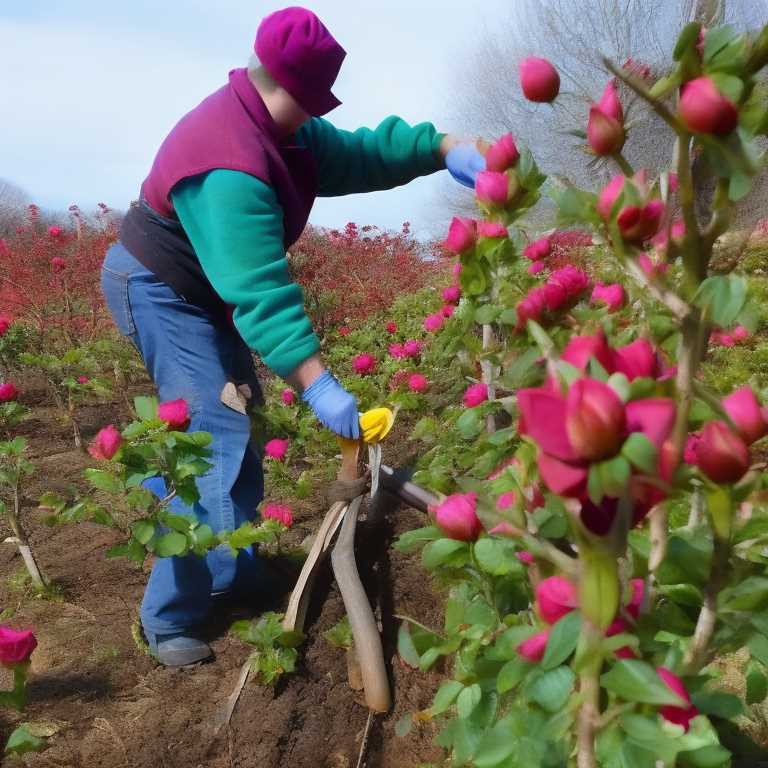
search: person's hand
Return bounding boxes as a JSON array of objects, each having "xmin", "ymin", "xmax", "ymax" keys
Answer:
[
  {"xmin": 443, "ymin": 138, "xmax": 487, "ymax": 189},
  {"xmin": 301, "ymin": 369, "xmax": 360, "ymax": 439}
]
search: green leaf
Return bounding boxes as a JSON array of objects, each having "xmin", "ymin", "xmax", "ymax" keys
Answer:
[
  {"xmin": 678, "ymin": 745, "xmax": 732, "ymax": 768},
  {"xmin": 163, "ymin": 513, "xmax": 194, "ymax": 533},
  {"xmin": 84, "ymin": 468, "xmax": 123, "ymax": 493},
  {"xmin": 621, "ymin": 433, "xmax": 658, "ymax": 475},
  {"xmin": 473, "ymin": 537, "xmax": 524, "ymax": 577},
  {"xmin": 422, "ymin": 538, "xmax": 470, "ymax": 570},
  {"xmin": 588, "ymin": 463, "xmax": 604, "ymax": 504},
  {"xmin": 397, "ymin": 622, "xmax": 421, "ymax": 668},
  {"xmin": 394, "ymin": 525, "xmax": 440, "ymax": 553},
  {"xmin": 674, "ymin": 22, "xmax": 702, "ymax": 61},
  {"xmin": 719, "ymin": 576, "xmax": 768, "ymax": 612},
  {"xmin": 541, "ymin": 611, "xmax": 581, "ymax": 670},
  {"xmin": 431, "ymin": 680, "xmax": 464, "ymax": 716},
  {"xmin": 473, "ymin": 716, "xmax": 518, "ymax": 767},
  {"xmin": 693, "ymin": 275, "xmax": 747, "ymax": 328},
  {"xmin": 153, "ymin": 531, "xmax": 188, "ymax": 557},
  {"xmin": 497, "ymin": 657, "xmax": 528, "ymax": 693},
  {"xmin": 598, "ymin": 456, "xmax": 631, "ymax": 497},
  {"xmin": 526, "ymin": 666, "xmax": 575, "ymax": 713},
  {"xmin": 132, "ymin": 519, "xmax": 155, "ymax": 545},
  {"xmin": 733, "ymin": 515, "xmax": 768, "ymax": 544},
  {"xmin": 600, "ymin": 660, "xmax": 687, "ymax": 705},
  {"xmin": 134, "ymin": 395, "xmax": 158, "ymax": 421},
  {"xmin": 4, "ymin": 724, "xmax": 44, "ymax": 755},
  {"xmin": 746, "ymin": 664, "xmax": 768, "ymax": 705},
  {"xmin": 748, "ymin": 633, "xmax": 768, "ymax": 666},
  {"xmin": 457, "ymin": 683, "xmax": 482, "ymax": 718},
  {"xmin": 526, "ymin": 320, "xmax": 554, "ymax": 355},
  {"xmin": 475, "ymin": 305, "xmax": 501, "ymax": 325},
  {"xmin": 498, "ymin": 308, "xmax": 518, "ymax": 325},
  {"xmin": 456, "ymin": 407, "xmax": 484, "ymax": 440},
  {"xmin": 690, "ymin": 691, "xmax": 743, "ymax": 719}
]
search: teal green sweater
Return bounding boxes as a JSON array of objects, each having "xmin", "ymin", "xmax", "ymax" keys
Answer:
[{"xmin": 172, "ymin": 115, "xmax": 445, "ymax": 377}]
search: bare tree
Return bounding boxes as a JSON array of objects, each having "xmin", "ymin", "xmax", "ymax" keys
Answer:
[
  {"xmin": 0, "ymin": 179, "xmax": 29, "ymax": 238},
  {"xmin": 429, "ymin": 0, "xmax": 767, "ymax": 236}
]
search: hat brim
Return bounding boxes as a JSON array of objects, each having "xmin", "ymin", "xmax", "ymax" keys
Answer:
[{"xmin": 301, "ymin": 89, "xmax": 342, "ymax": 117}]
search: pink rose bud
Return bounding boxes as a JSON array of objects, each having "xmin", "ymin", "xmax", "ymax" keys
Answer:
[
  {"xmin": 565, "ymin": 378, "xmax": 626, "ymax": 461},
  {"xmin": 711, "ymin": 331, "xmax": 735, "ymax": 347},
  {"xmin": 441, "ymin": 304, "xmax": 456, "ymax": 318},
  {"xmin": 679, "ymin": 76, "xmax": 738, "ymax": 136},
  {"xmin": 0, "ymin": 382, "xmax": 18, "ymax": 402},
  {"xmin": 528, "ymin": 261, "xmax": 546, "ymax": 275},
  {"xmin": 597, "ymin": 174, "xmax": 628, "ymax": 220},
  {"xmin": 0, "ymin": 626, "xmax": 37, "ymax": 667},
  {"xmin": 617, "ymin": 200, "xmax": 665, "ymax": 242},
  {"xmin": 536, "ymin": 576, "xmax": 578, "ymax": 624},
  {"xmin": 388, "ymin": 343, "xmax": 405, "ymax": 359},
  {"xmin": 561, "ymin": 331, "xmax": 615, "ymax": 373},
  {"xmin": 352, "ymin": 353, "xmax": 377, "ymax": 375},
  {"xmin": 338, "ymin": 325, "xmax": 351, "ymax": 336},
  {"xmin": 434, "ymin": 492, "xmax": 482, "ymax": 541},
  {"xmin": 657, "ymin": 667, "xmax": 699, "ymax": 732},
  {"xmin": 475, "ymin": 171, "xmax": 510, "ymax": 207},
  {"xmin": 452, "ymin": 261, "xmax": 462, "ymax": 278},
  {"xmin": 264, "ymin": 438, "xmax": 290, "ymax": 461},
  {"xmin": 444, "ymin": 216, "xmax": 477, "ymax": 255},
  {"xmin": 732, "ymin": 325, "xmax": 751, "ymax": 342},
  {"xmin": 650, "ymin": 219, "xmax": 686, "ymax": 250},
  {"xmin": 613, "ymin": 338, "xmax": 659, "ymax": 381},
  {"xmin": 516, "ymin": 630, "xmax": 550, "ymax": 662},
  {"xmin": 88, "ymin": 424, "xmax": 122, "ymax": 461},
  {"xmin": 485, "ymin": 133, "xmax": 520, "ymax": 172},
  {"xmin": 496, "ymin": 491, "xmax": 518, "ymax": 511},
  {"xmin": 261, "ymin": 502, "xmax": 293, "ymax": 528},
  {"xmin": 683, "ymin": 432, "xmax": 701, "ymax": 465},
  {"xmin": 51, "ymin": 256, "xmax": 66, "ymax": 273},
  {"xmin": 587, "ymin": 105, "xmax": 626, "ymax": 156},
  {"xmin": 516, "ymin": 550, "xmax": 535, "ymax": 565},
  {"xmin": 281, "ymin": 388, "xmax": 296, "ymax": 405},
  {"xmin": 403, "ymin": 340, "xmax": 423, "ymax": 358},
  {"xmin": 626, "ymin": 578, "xmax": 644, "ymax": 620},
  {"xmin": 442, "ymin": 285, "xmax": 462, "ymax": 304},
  {"xmin": 408, "ymin": 373, "xmax": 429, "ymax": 393},
  {"xmin": 423, "ymin": 313, "xmax": 445, "ymax": 333},
  {"xmin": 158, "ymin": 398, "xmax": 190, "ymax": 430},
  {"xmin": 463, "ymin": 382, "xmax": 489, "ymax": 408},
  {"xmin": 722, "ymin": 386, "xmax": 767, "ymax": 445},
  {"xmin": 0, "ymin": 316, "xmax": 10, "ymax": 336},
  {"xmin": 695, "ymin": 421, "xmax": 750, "ymax": 484},
  {"xmin": 385, "ymin": 321, "xmax": 397, "ymax": 334},
  {"xmin": 523, "ymin": 237, "xmax": 551, "ymax": 261},
  {"xmin": 590, "ymin": 282, "xmax": 626, "ymax": 312},
  {"xmin": 48, "ymin": 225, "xmax": 62, "ymax": 237},
  {"xmin": 477, "ymin": 221, "xmax": 508, "ymax": 239},
  {"xmin": 519, "ymin": 56, "xmax": 560, "ymax": 102},
  {"xmin": 638, "ymin": 253, "xmax": 669, "ymax": 279},
  {"xmin": 606, "ymin": 617, "xmax": 637, "ymax": 659},
  {"xmin": 598, "ymin": 80, "xmax": 624, "ymax": 122},
  {"xmin": 549, "ymin": 265, "xmax": 589, "ymax": 297}
]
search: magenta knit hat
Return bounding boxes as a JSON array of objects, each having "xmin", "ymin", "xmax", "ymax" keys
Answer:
[{"xmin": 255, "ymin": 7, "xmax": 346, "ymax": 116}]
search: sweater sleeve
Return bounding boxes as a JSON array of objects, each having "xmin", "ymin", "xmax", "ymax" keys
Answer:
[
  {"xmin": 297, "ymin": 115, "xmax": 446, "ymax": 197},
  {"xmin": 171, "ymin": 170, "xmax": 320, "ymax": 378}
]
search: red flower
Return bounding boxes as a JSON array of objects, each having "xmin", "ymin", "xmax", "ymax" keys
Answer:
[
  {"xmin": 657, "ymin": 667, "xmax": 699, "ymax": 732},
  {"xmin": 408, "ymin": 373, "xmax": 429, "ymax": 393},
  {"xmin": 519, "ymin": 57, "xmax": 560, "ymax": 102},
  {"xmin": 281, "ymin": 388, "xmax": 296, "ymax": 405},
  {"xmin": 463, "ymin": 382, "xmax": 488, "ymax": 408},
  {"xmin": 265, "ymin": 438, "xmax": 290, "ymax": 461},
  {"xmin": 158, "ymin": 398, "xmax": 190, "ymax": 430},
  {"xmin": 536, "ymin": 576, "xmax": 578, "ymax": 624},
  {"xmin": 485, "ymin": 133, "xmax": 520, "ymax": 172},
  {"xmin": 0, "ymin": 626, "xmax": 37, "ymax": 666},
  {"xmin": 385, "ymin": 321, "xmax": 397, "ymax": 334},
  {"xmin": 434, "ymin": 493, "xmax": 481, "ymax": 541},
  {"xmin": 516, "ymin": 630, "xmax": 550, "ymax": 662},
  {"xmin": 695, "ymin": 421, "xmax": 750, "ymax": 484},
  {"xmin": 88, "ymin": 425, "xmax": 122, "ymax": 460},
  {"xmin": 352, "ymin": 353, "xmax": 377, "ymax": 375},
  {"xmin": 0, "ymin": 382, "xmax": 18, "ymax": 402},
  {"xmin": 262, "ymin": 502, "xmax": 293, "ymax": 528},
  {"xmin": 679, "ymin": 76, "xmax": 738, "ymax": 136}
]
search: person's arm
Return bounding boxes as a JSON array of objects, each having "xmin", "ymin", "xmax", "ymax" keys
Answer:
[
  {"xmin": 171, "ymin": 170, "xmax": 319, "ymax": 379},
  {"xmin": 297, "ymin": 115, "xmax": 454, "ymax": 197},
  {"xmin": 172, "ymin": 170, "xmax": 360, "ymax": 438}
]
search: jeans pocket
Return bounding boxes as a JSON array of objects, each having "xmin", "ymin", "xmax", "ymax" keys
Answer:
[{"xmin": 101, "ymin": 267, "xmax": 136, "ymax": 337}]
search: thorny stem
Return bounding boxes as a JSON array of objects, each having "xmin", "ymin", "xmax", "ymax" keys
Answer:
[
  {"xmin": 576, "ymin": 620, "xmax": 603, "ymax": 768},
  {"xmin": 624, "ymin": 258, "xmax": 690, "ymax": 320}
]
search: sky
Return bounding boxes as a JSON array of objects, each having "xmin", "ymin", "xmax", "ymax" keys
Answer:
[{"xmin": 0, "ymin": 1, "xmax": 505, "ymax": 239}]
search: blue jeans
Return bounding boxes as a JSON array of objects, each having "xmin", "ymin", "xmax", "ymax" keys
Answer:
[{"xmin": 101, "ymin": 242, "xmax": 266, "ymax": 640}]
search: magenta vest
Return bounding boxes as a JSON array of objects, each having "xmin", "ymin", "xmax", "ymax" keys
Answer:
[{"xmin": 141, "ymin": 67, "xmax": 317, "ymax": 248}]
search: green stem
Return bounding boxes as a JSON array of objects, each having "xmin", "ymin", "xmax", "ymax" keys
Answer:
[
  {"xmin": 676, "ymin": 136, "xmax": 705, "ymax": 295},
  {"xmin": 576, "ymin": 621, "xmax": 603, "ymax": 768},
  {"xmin": 612, "ymin": 153, "xmax": 634, "ymax": 176}
]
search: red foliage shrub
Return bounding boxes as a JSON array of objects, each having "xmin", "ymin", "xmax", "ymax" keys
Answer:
[
  {"xmin": 289, "ymin": 221, "xmax": 443, "ymax": 334},
  {"xmin": 546, "ymin": 230, "xmax": 592, "ymax": 271}
]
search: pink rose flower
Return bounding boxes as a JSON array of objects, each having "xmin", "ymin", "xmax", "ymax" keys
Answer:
[
  {"xmin": 262, "ymin": 502, "xmax": 293, "ymax": 528},
  {"xmin": 475, "ymin": 171, "xmax": 510, "ymax": 207},
  {"xmin": 441, "ymin": 285, "xmax": 461, "ymax": 304},
  {"xmin": 587, "ymin": 104, "xmax": 625, "ymax": 156},
  {"xmin": 434, "ymin": 492, "xmax": 482, "ymax": 541},
  {"xmin": 403, "ymin": 340, "xmax": 423, "ymax": 359},
  {"xmin": 77, "ymin": 375, "xmax": 89, "ymax": 384},
  {"xmin": 679, "ymin": 76, "xmax": 738, "ymax": 136},
  {"xmin": 0, "ymin": 382, "xmax": 18, "ymax": 402},
  {"xmin": 613, "ymin": 339, "xmax": 660, "ymax": 381},
  {"xmin": 88, "ymin": 424, "xmax": 122, "ymax": 460},
  {"xmin": 590, "ymin": 282, "xmax": 626, "ymax": 312},
  {"xmin": 452, "ymin": 261, "xmax": 462, "ymax": 278},
  {"xmin": 597, "ymin": 174, "xmax": 628, "ymax": 220},
  {"xmin": 477, "ymin": 221, "xmax": 508, "ymax": 239},
  {"xmin": 158, "ymin": 398, "xmax": 190, "ymax": 430},
  {"xmin": 516, "ymin": 630, "xmax": 550, "ymax": 662},
  {"xmin": 485, "ymin": 133, "xmax": 520, "ymax": 172},
  {"xmin": 617, "ymin": 200, "xmax": 665, "ymax": 242},
  {"xmin": 657, "ymin": 667, "xmax": 699, "ymax": 732},
  {"xmin": 423, "ymin": 313, "xmax": 445, "ymax": 333},
  {"xmin": 388, "ymin": 343, "xmax": 405, "ymax": 360},
  {"xmin": 281, "ymin": 388, "xmax": 296, "ymax": 406},
  {"xmin": 48, "ymin": 225, "xmax": 62, "ymax": 237},
  {"xmin": 565, "ymin": 378, "xmax": 626, "ymax": 462},
  {"xmin": 523, "ymin": 237, "xmax": 551, "ymax": 262},
  {"xmin": 385, "ymin": 321, "xmax": 397, "ymax": 334},
  {"xmin": 519, "ymin": 57, "xmax": 560, "ymax": 102},
  {"xmin": 528, "ymin": 261, "xmax": 545, "ymax": 275},
  {"xmin": 441, "ymin": 304, "xmax": 456, "ymax": 318},
  {"xmin": 444, "ymin": 216, "xmax": 477, "ymax": 255},
  {"xmin": 536, "ymin": 576, "xmax": 578, "ymax": 624},
  {"xmin": 408, "ymin": 373, "xmax": 429, "ymax": 393},
  {"xmin": 516, "ymin": 550, "xmax": 535, "ymax": 565},
  {"xmin": 352, "ymin": 353, "xmax": 377, "ymax": 375},
  {"xmin": 722, "ymin": 385, "xmax": 767, "ymax": 445},
  {"xmin": 265, "ymin": 438, "xmax": 290, "ymax": 461},
  {"xmin": 0, "ymin": 626, "xmax": 37, "ymax": 666},
  {"xmin": 695, "ymin": 421, "xmax": 750, "ymax": 484},
  {"xmin": 463, "ymin": 382, "xmax": 488, "ymax": 408}
]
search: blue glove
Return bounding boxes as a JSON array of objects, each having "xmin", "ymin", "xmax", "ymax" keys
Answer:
[
  {"xmin": 301, "ymin": 370, "xmax": 360, "ymax": 439},
  {"xmin": 445, "ymin": 144, "xmax": 486, "ymax": 189}
]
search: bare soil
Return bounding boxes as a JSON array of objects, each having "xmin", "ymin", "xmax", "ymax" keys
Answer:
[{"xmin": 0, "ymin": 381, "xmax": 446, "ymax": 768}]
